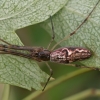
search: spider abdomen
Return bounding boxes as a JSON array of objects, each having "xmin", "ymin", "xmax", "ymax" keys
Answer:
[{"xmin": 50, "ymin": 47, "xmax": 91, "ymax": 64}]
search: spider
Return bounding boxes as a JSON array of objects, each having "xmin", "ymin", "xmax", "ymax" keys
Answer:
[{"xmin": 0, "ymin": 0, "xmax": 99, "ymax": 91}]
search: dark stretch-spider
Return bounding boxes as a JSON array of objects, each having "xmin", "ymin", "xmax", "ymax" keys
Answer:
[{"xmin": 0, "ymin": 0, "xmax": 99, "ymax": 91}]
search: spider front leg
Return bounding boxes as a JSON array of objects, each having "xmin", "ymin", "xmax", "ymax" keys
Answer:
[{"xmin": 0, "ymin": 38, "xmax": 11, "ymax": 45}]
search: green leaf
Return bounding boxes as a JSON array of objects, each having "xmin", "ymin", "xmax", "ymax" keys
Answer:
[
  {"xmin": 0, "ymin": 0, "xmax": 68, "ymax": 30},
  {"xmin": 0, "ymin": 0, "xmax": 68, "ymax": 90},
  {"xmin": 42, "ymin": 0, "xmax": 100, "ymax": 68}
]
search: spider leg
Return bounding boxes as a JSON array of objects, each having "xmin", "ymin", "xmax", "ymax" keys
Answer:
[
  {"xmin": 51, "ymin": 0, "xmax": 100, "ymax": 50},
  {"xmin": 0, "ymin": 38, "xmax": 11, "ymax": 45},
  {"xmin": 47, "ymin": 15, "xmax": 55, "ymax": 49},
  {"xmin": 42, "ymin": 62, "xmax": 53, "ymax": 91},
  {"xmin": 0, "ymin": 49, "xmax": 32, "ymax": 59}
]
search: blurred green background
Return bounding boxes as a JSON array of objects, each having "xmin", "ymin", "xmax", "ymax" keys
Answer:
[{"xmin": 1, "ymin": 23, "xmax": 100, "ymax": 100}]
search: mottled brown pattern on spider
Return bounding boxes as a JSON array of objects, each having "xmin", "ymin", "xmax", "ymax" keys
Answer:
[{"xmin": 50, "ymin": 47, "xmax": 91, "ymax": 63}]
